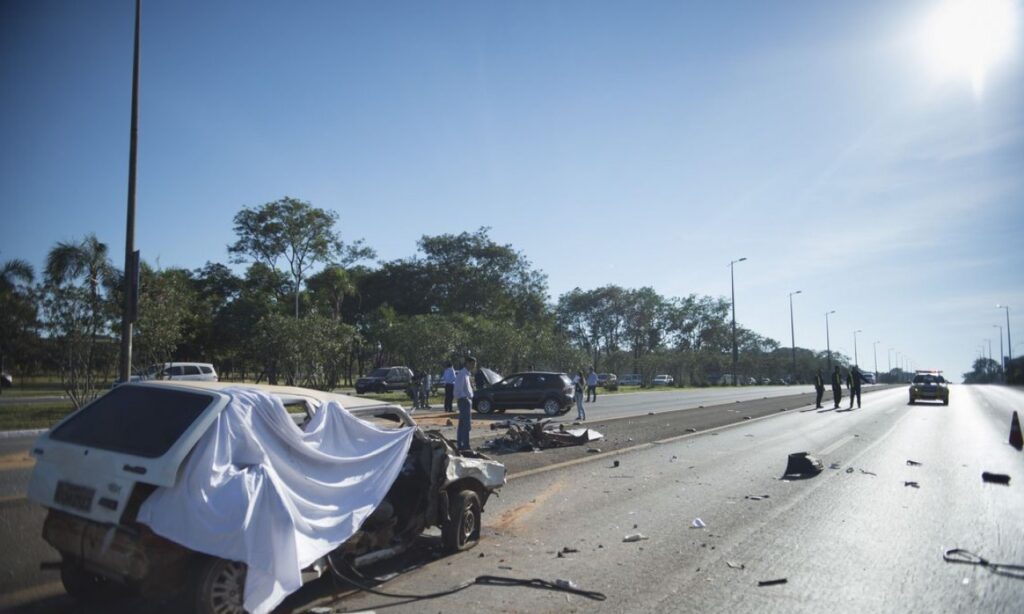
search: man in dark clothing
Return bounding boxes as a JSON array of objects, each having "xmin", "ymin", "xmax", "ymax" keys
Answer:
[
  {"xmin": 814, "ymin": 369, "xmax": 825, "ymax": 408},
  {"xmin": 847, "ymin": 365, "xmax": 864, "ymax": 409},
  {"xmin": 831, "ymin": 366, "xmax": 843, "ymax": 409}
]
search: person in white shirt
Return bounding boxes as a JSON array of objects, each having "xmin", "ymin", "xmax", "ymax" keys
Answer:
[
  {"xmin": 441, "ymin": 362, "xmax": 457, "ymax": 412},
  {"xmin": 586, "ymin": 367, "xmax": 599, "ymax": 402},
  {"xmin": 454, "ymin": 357, "xmax": 477, "ymax": 450}
]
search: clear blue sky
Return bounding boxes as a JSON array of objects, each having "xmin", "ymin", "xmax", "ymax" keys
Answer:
[{"xmin": 2, "ymin": 0, "xmax": 1022, "ymax": 380}]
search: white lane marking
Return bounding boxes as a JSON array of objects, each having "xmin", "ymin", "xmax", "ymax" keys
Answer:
[{"xmin": 818, "ymin": 434, "xmax": 855, "ymax": 456}]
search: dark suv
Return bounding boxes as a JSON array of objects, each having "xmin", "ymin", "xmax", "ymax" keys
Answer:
[
  {"xmin": 355, "ymin": 366, "xmax": 414, "ymax": 394},
  {"xmin": 473, "ymin": 372, "xmax": 575, "ymax": 416}
]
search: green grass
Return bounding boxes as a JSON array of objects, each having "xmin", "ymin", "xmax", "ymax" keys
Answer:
[{"xmin": 0, "ymin": 401, "xmax": 75, "ymax": 431}]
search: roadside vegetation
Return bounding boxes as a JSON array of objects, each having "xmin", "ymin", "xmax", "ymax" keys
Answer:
[{"xmin": 3, "ymin": 196, "xmax": 959, "ymax": 416}]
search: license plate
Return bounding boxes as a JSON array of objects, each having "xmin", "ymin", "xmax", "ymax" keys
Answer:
[{"xmin": 54, "ymin": 481, "xmax": 95, "ymax": 512}]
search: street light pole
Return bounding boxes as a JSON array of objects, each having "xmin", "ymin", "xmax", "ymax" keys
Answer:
[
  {"xmin": 118, "ymin": 0, "xmax": 142, "ymax": 384},
  {"xmin": 853, "ymin": 329, "xmax": 862, "ymax": 366},
  {"xmin": 994, "ymin": 324, "xmax": 1004, "ymax": 380},
  {"xmin": 997, "ymin": 304, "xmax": 1012, "ymax": 363},
  {"xmin": 825, "ymin": 310, "xmax": 836, "ymax": 370},
  {"xmin": 872, "ymin": 341, "xmax": 879, "ymax": 381},
  {"xmin": 729, "ymin": 257, "xmax": 747, "ymax": 386},
  {"xmin": 789, "ymin": 290, "xmax": 802, "ymax": 382}
]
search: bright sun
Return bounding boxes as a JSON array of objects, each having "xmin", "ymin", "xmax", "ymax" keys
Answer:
[{"xmin": 918, "ymin": 0, "xmax": 1019, "ymax": 96}]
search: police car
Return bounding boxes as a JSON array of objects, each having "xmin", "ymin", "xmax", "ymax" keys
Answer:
[{"xmin": 908, "ymin": 370, "xmax": 949, "ymax": 405}]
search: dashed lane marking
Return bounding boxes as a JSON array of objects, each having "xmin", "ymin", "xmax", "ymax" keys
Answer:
[{"xmin": 818, "ymin": 434, "xmax": 856, "ymax": 456}]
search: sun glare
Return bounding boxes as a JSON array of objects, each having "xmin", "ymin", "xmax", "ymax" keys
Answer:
[{"xmin": 918, "ymin": 0, "xmax": 1019, "ymax": 96}]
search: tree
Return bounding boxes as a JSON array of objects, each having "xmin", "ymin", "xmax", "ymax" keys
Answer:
[
  {"xmin": 132, "ymin": 265, "xmax": 194, "ymax": 372},
  {"xmin": 306, "ymin": 265, "xmax": 356, "ymax": 321},
  {"xmin": 229, "ymin": 197, "xmax": 374, "ymax": 317},
  {"xmin": 0, "ymin": 259, "xmax": 37, "ymax": 391},
  {"xmin": 41, "ymin": 235, "xmax": 118, "ymax": 408}
]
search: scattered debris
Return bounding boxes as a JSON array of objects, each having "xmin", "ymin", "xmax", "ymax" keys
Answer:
[
  {"xmin": 686, "ymin": 428, "xmax": 698, "ymax": 433},
  {"xmin": 906, "ymin": 459, "xmax": 922, "ymax": 466},
  {"xmin": 904, "ymin": 481, "xmax": 920, "ymax": 488},
  {"xmin": 981, "ymin": 472, "xmax": 1011, "ymax": 485},
  {"xmin": 726, "ymin": 561, "xmax": 745, "ymax": 570},
  {"xmin": 845, "ymin": 467, "xmax": 855, "ymax": 474},
  {"xmin": 745, "ymin": 494, "xmax": 770, "ymax": 501},
  {"xmin": 758, "ymin": 578, "xmax": 788, "ymax": 587},
  {"xmin": 829, "ymin": 462, "xmax": 841, "ymax": 470},
  {"xmin": 691, "ymin": 518, "xmax": 706, "ymax": 529},
  {"xmin": 445, "ymin": 419, "xmax": 454, "ymax": 426},
  {"xmin": 586, "ymin": 448, "xmax": 601, "ymax": 454},
  {"xmin": 784, "ymin": 452, "xmax": 824, "ymax": 478},
  {"xmin": 611, "ymin": 460, "xmax": 620, "ymax": 468},
  {"xmin": 479, "ymin": 552, "xmax": 486, "ymax": 558},
  {"xmin": 482, "ymin": 417, "xmax": 603, "ymax": 452},
  {"xmin": 743, "ymin": 416, "xmax": 752, "ymax": 420},
  {"xmin": 499, "ymin": 565, "xmax": 513, "ymax": 570},
  {"xmin": 859, "ymin": 469, "xmax": 877, "ymax": 476},
  {"xmin": 554, "ymin": 579, "xmax": 579, "ymax": 590},
  {"xmin": 623, "ymin": 533, "xmax": 649, "ymax": 542},
  {"xmin": 648, "ymin": 411, "xmax": 656, "ymax": 415}
]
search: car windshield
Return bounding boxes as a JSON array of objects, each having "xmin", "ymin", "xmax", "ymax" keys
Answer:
[
  {"xmin": 49, "ymin": 386, "xmax": 214, "ymax": 458},
  {"xmin": 913, "ymin": 374, "xmax": 944, "ymax": 384}
]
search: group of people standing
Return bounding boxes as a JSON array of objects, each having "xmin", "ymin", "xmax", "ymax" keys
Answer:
[{"xmin": 814, "ymin": 365, "xmax": 867, "ymax": 410}]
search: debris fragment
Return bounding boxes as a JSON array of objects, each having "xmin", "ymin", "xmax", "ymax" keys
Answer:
[
  {"xmin": 623, "ymin": 533, "xmax": 649, "ymax": 542},
  {"xmin": 648, "ymin": 411, "xmax": 655, "ymax": 415},
  {"xmin": 499, "ymin": 565, "xmax": 513, "ymax": 570},
  {"xmin": 726, "ymin": 561, "xmax": 745, "ymax": 570},
  {"xmin": 783, "ymin": 452, "xmax": 823, "ymax": 478},
  {"xmin": 482, "ymin": 417, "xmax": 603, "ymax": 452},
  {"xmin": 686, "ymin": 428, "xmax": 697, "ymax": 433},
  {"xmin": 904, "ymin": 481, "xmax": 920, "ymax": 488},
  {"xmin": 744, "ymin": 494, "xmax": 769, "ymax": 501},
  {"xmin": 829, "ymin": 462, "xmax": 841, "ymax": 470},
  {"xmin": 586, "ymin": 448, "xmax": 601, "ymax": 453},
  {"xmin": 691, "ymin": 518, "xmax": 706, "ymax": 529},
  {"xmin": 758, "ymin": 578, "xmax": 788, "ymax": 587},
  {"xmin": 554, "ymin": 579, "xmax": 579, "ymax": 590},
  {"xmin": 859, "ymin": 469, "xmax": 877, "ymax": 476},
  {"xmin": 743, "ymin": 416, "xmax": 752, "ymax": 420},
  {"xmin": 611, "ymin": 460, "xmax": 620, "ymax": 468},
  {"xmin": 845, "ymin": 467, "xmax": 854, "ymax": 474},
  {"xmin": 445, "ymin": 419, "xmax": 454, "ymax": 426},
  {"xmin": 981, "ymin": 472, "xmax": 1011, "ymax": 485},
  {"xmin": 906, "ymin": 460, "xmax": 922, "ymax": 466}
]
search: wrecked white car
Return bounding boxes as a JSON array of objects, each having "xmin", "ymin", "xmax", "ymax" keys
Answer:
[{"xmin": 26, "ymin": 381, "xmax": 505, "ymax": 614}]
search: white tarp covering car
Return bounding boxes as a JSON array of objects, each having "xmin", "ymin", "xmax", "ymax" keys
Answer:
[{"xmin": 27, "ymin": 381, "xmax": 505, "ymax": 614}]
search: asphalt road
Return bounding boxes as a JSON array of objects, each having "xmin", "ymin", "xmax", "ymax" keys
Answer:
[{"xmin": 2, "ymin": 384, "xmax": 1020, "ymax": 613}]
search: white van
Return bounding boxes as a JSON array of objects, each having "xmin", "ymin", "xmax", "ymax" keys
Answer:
[{"xmin": 135, "ymin": 362, "xmax": 218, "ymax": 382}]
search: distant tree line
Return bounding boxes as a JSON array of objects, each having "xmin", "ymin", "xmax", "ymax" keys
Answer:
[{"xmin": 2, "ymin": 197, "xmax": 867, "ymax": 406}]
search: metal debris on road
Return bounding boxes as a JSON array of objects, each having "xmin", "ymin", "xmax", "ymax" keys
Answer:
[
  {"xmin": 859, "ymin": 469, "xmax": 877, "ymax": 476},
  {"xmin": 482, "ymin": 417, "xmax": 603, "ymax": 452},
  {"xmin": 691, "ymin": 518, "xmax": 706, "ymax": 528},
  {"xmin": 845, "ymin": 467, "xmax": 855, "ymax": 474},
  {"xmin": 906, "ymin": 459, "xmax": 922, "ymax": 466},
  {"xmin": 784, "ymin": 452, "xmax": 824, "ymax": 478},
  {"xmin": 586, "ymin": 448, "xmax": 601, "ymax": 453},
  {"xmin": 744, "ymin": 494, "xmax": 770, "ymax": 501},
  {"xmin": 686, "ymin": 428, "xmax": 698, "ymax": 433},
  {"xmin": 611, "ymin": 460, "xmax": 620, "ymax": 468},
  {"xmin": 623, "ymin": 533, "xmax": 649, "ymax": 542},
  {"xmin": 904, "ymin": 481, "xmax": 920, "ymax": 488},
  {"xmin": 829, "ymin": 462, "xmax": 841, "ymax": 470},
  {"xmin": 758, "ymin": 578, "xmax": 788, "ymax": 587},
  {"xmin": 981, "ymin": 472, "xmax": 1011, "ymax": 485},
  {"xmin": 726, "ymin": 561, "xmax": 745, "ymax": 570}
]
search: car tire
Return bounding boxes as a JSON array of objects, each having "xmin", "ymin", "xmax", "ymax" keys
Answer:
[
  {"xmin": 60, "ymin": 560, "xmax": 119, "ymax": 605},
  {"xmin": 442, "ymin": 489, "xmax": 481, "ymax": 553},
  {"xmin": 543, "ymin": 397, "xmax": 562, "ymax": 416},
  {"xmin": 475, "ymin": 398, "xmax": 494, "ymax": 414},
  {"xmin": 192, "ymin": 557, "xmax": 247, "ymax": 614}
]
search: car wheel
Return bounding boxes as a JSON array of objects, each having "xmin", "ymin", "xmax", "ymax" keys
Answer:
[
  {"xmin": 60, "ymin": 560, "xmax": 119, "ymax": 605},
  {"xmin": 543, "ymin": 397, "xmax": 562, "ymax": 416},
  {"xmin": 193, "ymin": 557, "xmax": 247, "ymax": 614},
  {"xmin": 476, "ymin": 398, "xmax": 494, "ymax": 414},
  {"xmin": 442, "ymin": 489, "xmax": 481, "ymax": 553}
]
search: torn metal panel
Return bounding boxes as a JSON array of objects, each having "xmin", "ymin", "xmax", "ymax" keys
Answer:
[{"xmin": 483, "ymin": 418, "xmax": 604, "ymax": 452}]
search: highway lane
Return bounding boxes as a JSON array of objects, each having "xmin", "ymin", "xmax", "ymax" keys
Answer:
[
  {"xmin": 334, "ymin": 384, "xmax": 1024, "ymax": 613},
  {"xmin": 2, "ymin": 384, "xmax": 1019, "ymax": 612}
]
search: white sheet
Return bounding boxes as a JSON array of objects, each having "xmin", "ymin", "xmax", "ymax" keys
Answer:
[{"xmin": 137, "ymin": 387, "xmax": 415, "ymax": 614}]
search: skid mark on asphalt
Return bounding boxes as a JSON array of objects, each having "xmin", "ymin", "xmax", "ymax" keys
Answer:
[
  {"xmin": 491, "ymin": 478, "xmax": 564, "ymax": 532},
  {"xmin": 0, "ymin": 451, "xmax": 34, "ymax": 471}
]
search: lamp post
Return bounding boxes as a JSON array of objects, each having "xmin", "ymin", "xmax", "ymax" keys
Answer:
[
  {"xmin": 853, "ymin": 329, "xmax": 862, "ymax": 366},
  {"xmin": 118, "ymin": 0, "xmax": 142, "ymax": 384},
  {"xmin": 789, "ymin": 290, "xmax": 802, "ymax": 382},
  {"xmin": 825, "ymin": 310, "xmax": 836, "ymax": 370},
  {"xmin": 996, "ymin": 304, "xmax": 1012, "ymax": 363},
  {"xmin": 729, "ymin": 257, "xmax": 747, "ymax": 386},
  {"xmin": 872, "ymin": 341, "xmax": 879, "ymax": 382},
  {"xmin": 994, "ymin": 324, "xmax": 1004, "ymax": 379}
]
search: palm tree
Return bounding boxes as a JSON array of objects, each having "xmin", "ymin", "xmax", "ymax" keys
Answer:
[{"xmin": 45, "ymin": 234, "xmax": 116, "ymax": 301}]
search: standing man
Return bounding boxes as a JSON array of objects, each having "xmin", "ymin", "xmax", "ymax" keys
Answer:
[
  {"xmin": 847, "ymin": 365, "xmax": 864, "ymax": 409},
  {"xmin": 814, "ymin": 368, "xmax": 825, "ymax": 409},
  {"xmin": 421, "ymin": 371, "xmax": 432, "ymax": 410},
  {"xmin": 831, "ymin": 365, "xmax": 843, "ymax": 409},
  {"xmin": 454, "ymin": 356, "xmax": 477, "ymax": 451},
  {"xmin": 586, "ymin": 366, "xmax": 599, "ymax": 402},
  {"xmin": 442, "ymin": 361, "xmax": 456, "ymax": 413}
]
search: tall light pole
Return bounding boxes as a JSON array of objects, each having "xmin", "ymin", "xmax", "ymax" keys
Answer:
[
  {"xmin": 853, "ymin": 329, "xmax": 862, "ymax": 366},
  {"xmin": 119, "ymin": 0, "xmax": 142, "ymax": 384},
  {"xmin": 729, "ymin": 257, "xmax": 747, "ymax": 386},
  {"xmin": 789, "ymin": 290, "xmax": 802, "ymax": 382},
  {"xmin": 996, "ymin": 304, "xmax": 1012, "ymax": 363},
  {"xmin": 825, "ymin": 310, "xmax": 836, "ymax": 370},
  {"xmin": 895, "ymin": 351, "xmax": 901, "ymax": 381},
  {"xmin": 887, "ymin": 347, "xmax": 893, "ymax": 382},
  {"xmin": 994, "ymin": 324, "xmax": 1004, "ymax": 379},
  {"xmin": 872, "ymin": 341, "xmax": 879, "ymax": 381}
]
